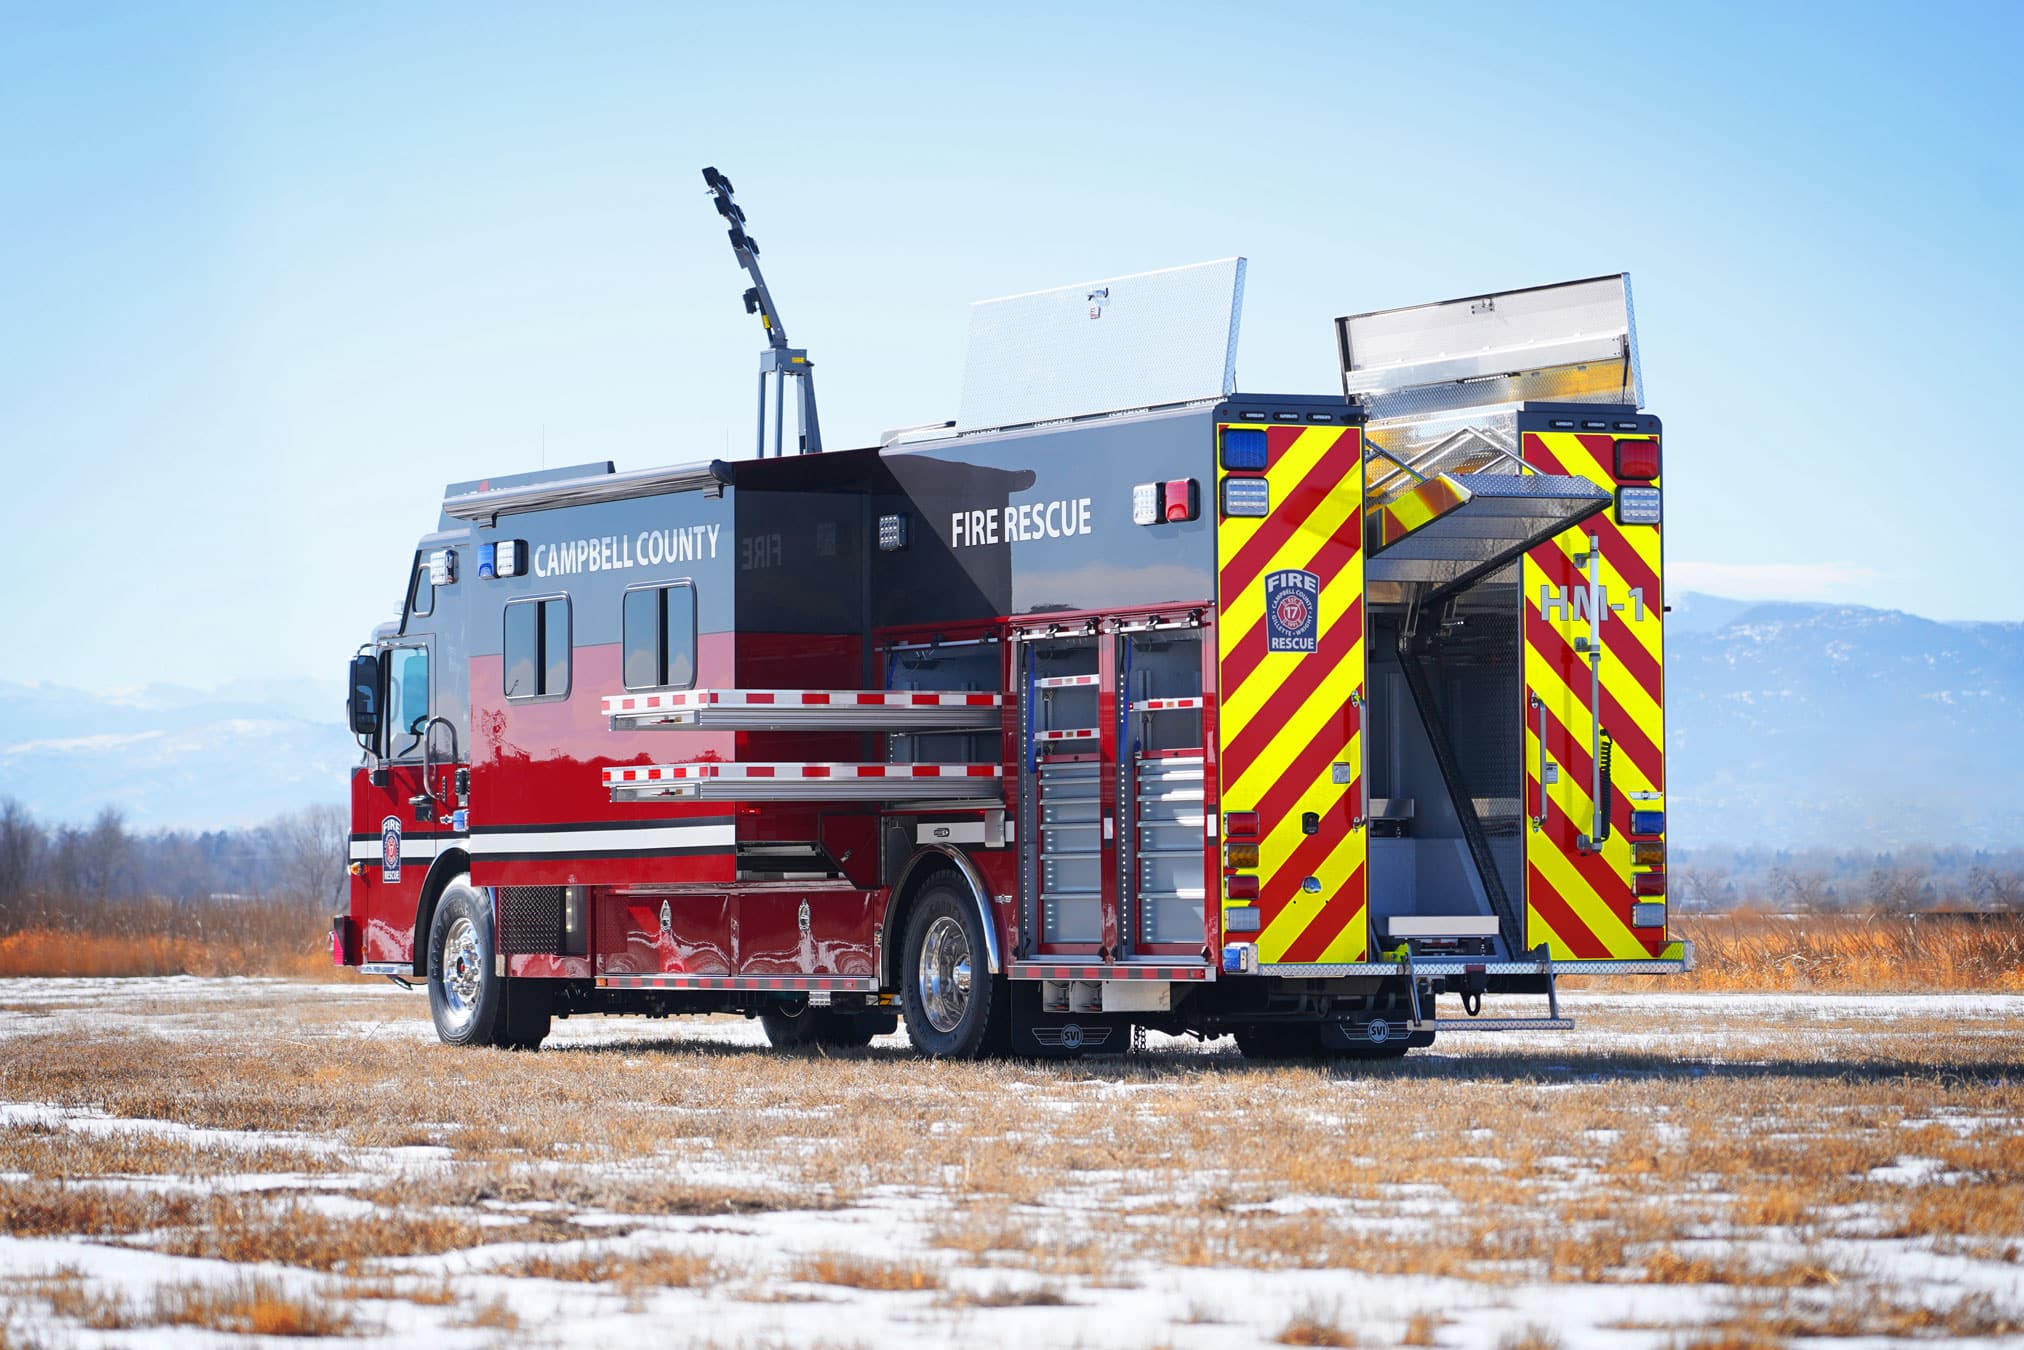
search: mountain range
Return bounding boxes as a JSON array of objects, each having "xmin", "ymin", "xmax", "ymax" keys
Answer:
[{"xmin": 1, "ymin": 595, "xmax": 2018, "ymax": 848}]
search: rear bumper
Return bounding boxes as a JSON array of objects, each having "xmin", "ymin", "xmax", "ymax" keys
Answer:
[{"xmin": 1258, "ymin": 940, "xmax": 1694, "ymax": 979}]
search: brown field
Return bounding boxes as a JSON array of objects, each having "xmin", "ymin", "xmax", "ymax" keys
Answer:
[
  {"xmin": 7, "ymin": 908, "xmax": 2020, "ymax": 991},
  {"xmin": 0, "ymin": 893, "xmax": 336, "ymax": 981},
  {"xmin": 1, "ymin": 971, "xmax": 2020, "ymax": 1348}
]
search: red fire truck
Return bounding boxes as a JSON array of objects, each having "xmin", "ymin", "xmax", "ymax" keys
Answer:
[{"xmin": 335, "ymin": 191, "xmax": 1684, "ymax": 1058}]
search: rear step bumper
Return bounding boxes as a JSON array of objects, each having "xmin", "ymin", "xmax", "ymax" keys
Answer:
[{"xmin": 1257, "ymin": 946, "xmax": 1694, "ymax": 978}]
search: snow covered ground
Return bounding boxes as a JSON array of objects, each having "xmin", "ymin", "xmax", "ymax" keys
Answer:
[{"xmin": 3, "ymin": 978, "xmax": 2021, "ymax": 1348}]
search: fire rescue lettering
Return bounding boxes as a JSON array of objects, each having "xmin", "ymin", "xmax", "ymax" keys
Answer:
[
  {"xmin": 949, "ymin": 498, "xmax": 1094, "ymax": 548},
  {"xmin": 532, "ymin": 526, "xmax": 720, "ymax": 578}
]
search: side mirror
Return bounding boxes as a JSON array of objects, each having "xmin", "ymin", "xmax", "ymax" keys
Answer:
[{"xmin": 348, "ymin": 654, "xmax": 381, "ymax": 741}]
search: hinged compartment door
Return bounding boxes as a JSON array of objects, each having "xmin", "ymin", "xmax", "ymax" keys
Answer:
[
  {"xmin": 1521, "ymin": 419, "xmax": 1669, "ymax": 959},
  {"xmin": 1215, "ymin": 420, "xmax": 1370, "ymax": 965}
]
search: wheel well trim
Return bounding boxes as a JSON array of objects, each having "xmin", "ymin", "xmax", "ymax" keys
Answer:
[
  {"xmin": 410, "ymin": 850, "xmax": 472, "ymax": 976},
  {"xmin": 884, "ymin": 845, "xmax": 1001, "ymax": 982}
]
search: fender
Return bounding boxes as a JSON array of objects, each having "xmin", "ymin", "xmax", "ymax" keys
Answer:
[
  {"xmin": 408, "ymin": 850, "xmax": 472, "ymax": 976},
  {"xmin": 882, "ymin": 844, "xmax": 1001, "ymax": 985}
]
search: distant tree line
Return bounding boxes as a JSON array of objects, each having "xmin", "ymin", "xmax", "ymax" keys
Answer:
[
  {"xmin": 1670, "ymin": 843, "xmax": 2024, "ymax": 914},
  {"xmin": 0, "ymin": 797, "xmax": 347, "ymax": 935}
]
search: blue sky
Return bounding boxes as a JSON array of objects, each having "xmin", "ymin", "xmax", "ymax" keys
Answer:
[{"xmin": 2, "ymin": 1, "xmax": 2019, "ymax": 690}]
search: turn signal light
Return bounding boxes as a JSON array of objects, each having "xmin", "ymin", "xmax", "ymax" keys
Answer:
[
  {"xmin": 1634, "ymin": 870, "xmax": 1667, "ymax": 897},
  {"xmin": 1615, "ymin": 438, "xmax": 1661, "ymax": 481},
  {"xmin": 1225, "ymin": 842, "xmax": 1260, "ymax": 868},
  {"xmin": 1225, "ymin": 811, "xmax": 1261, "ymax": 839},
  {"xmin": 1632, "ymin": 839, "xmax": 1666, "ymax": 867},
  {"xmin": 1226, "ymin": 874, "xmax": 1260, "ymax": 900}
]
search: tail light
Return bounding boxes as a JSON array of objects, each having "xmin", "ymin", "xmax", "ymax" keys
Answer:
[
  {"xmin": 1226, "ymin": 875, "xmax": 1260, "ymax": 901},
  {"xmin": 1225, "ymin": 811, "xmax": 1261, "ymax": 839},
  {"xmin": 1163, "ymin": 479, "xmax": 1200, "ymax": 522},
  {"xmin": 1615, "ymin": 439, "xmax": 1661, "ymax": 481},
  {"xmin": 1634, "ymin": 871, "xmax": 1667, "ymax": 897}
]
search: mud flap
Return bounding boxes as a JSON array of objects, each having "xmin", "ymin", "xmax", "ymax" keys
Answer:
[
  {"xmin": 1007, "ymin": 981, "xmax": 1135, "ymax": 1058},
  {"xmin": 1318, "ymin": 1018, "xmax": 1435, "ymax": 1052}
]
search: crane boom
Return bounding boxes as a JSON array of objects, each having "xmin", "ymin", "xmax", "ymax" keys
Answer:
[{"xmin": 702, "ymin": 166, "xmax": 823, "ymax": 456}]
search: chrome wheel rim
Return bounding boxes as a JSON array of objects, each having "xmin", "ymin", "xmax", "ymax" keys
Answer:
[
  {"xmin": 918, "ymin": 915, "xmax": 973, "ymax": 1035},
  {"xmin": 439, "ymin": 915, "xmax": 482, "ymax": 1032}
]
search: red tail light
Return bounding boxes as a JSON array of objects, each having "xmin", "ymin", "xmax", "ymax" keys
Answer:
[
  {"xmin": 1615, "ymin": 439, "xmax": 1661, "ymax": 481},
  {"xmin": 1226, "ymin": 874, "xmax": 1260, "ymax": 900},
  {"xmin": 1163, "ymin": 479, "xmax": 1200, "ymax": 522},
  {"xmin": 1634, "ymin": 871, "xmax": 1667, "ymax": 897},
  {"xmin": 1225, "ymin": 811, "xmax": 1261, "ymax": 839}
]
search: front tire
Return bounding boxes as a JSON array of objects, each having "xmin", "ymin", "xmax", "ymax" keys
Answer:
[
  {"xmin": 899, "ymin": 883, "xmax": 1007, "ymax": 1059},
  {"xmin": 427, "ymin": 877, "xmax": 508, "ymax": 1047}
]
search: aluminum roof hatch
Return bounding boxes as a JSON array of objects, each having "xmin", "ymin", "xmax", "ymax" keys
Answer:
[
  {"xmin": 955, "ymin": 258, "xmax": 1245, "ymax": 433},
  {"xmin": 1338, "ymin": 272, "xmax": 1641, "ymax": 421}
]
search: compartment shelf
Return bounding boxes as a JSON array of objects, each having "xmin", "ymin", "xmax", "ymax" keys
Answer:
[
  {"xmin": 606, "ymin": 761, "xmax": 1002, "ymax": 803},
  {"xmin": 603, "ymin": 688, "xmax": 1002, "ymax": 732}
]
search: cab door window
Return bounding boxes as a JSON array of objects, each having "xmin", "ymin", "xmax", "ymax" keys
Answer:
[{"xmin": 384, "ymin": 645, "xmax": 430, "ymax": 759}]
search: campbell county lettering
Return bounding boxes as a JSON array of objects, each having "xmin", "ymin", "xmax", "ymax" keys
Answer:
[{"xmin": 532, "ymin": 525, "xmax": 721, "ymax": 578}]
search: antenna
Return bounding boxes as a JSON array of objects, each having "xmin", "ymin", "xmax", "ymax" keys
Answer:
[{"xmin": 702, "ymin": 166, "xmax": 823, "ymax": 457}]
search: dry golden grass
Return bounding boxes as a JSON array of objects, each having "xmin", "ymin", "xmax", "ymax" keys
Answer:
[
  {"xmin": 0, "ymin": 899, "xmax": 342, "ymax": 980},
  {"xmin": 2, "ymin": 975, "xmax": 2021, "ymax": 1344},
  {"xmin": 791, "ymin": 1251, "xmax": 945, "ymax": 1292},
  {"xmin": 152, "ymin": 1194, "xmax": 578, "ymax": 1271},
  {"xmin": 152, "ymin": 1277, "xmax": 361, "ymax": 1337},
  {"xmin": 505, "ymin": 1245, "xmax": 721, "ymax": 1289},
  {"xmin": 454, "ymin": 1295, "xmax": 520, "ymax": 1331},
  {"xmin": 0, "ymin": 1119, "xmax": 342, "ymax": 1179},
  {"xmin": 1658, "ymin": 912, "xmax": 2024, "ymax": 992},
  {"xmin": 1401, "ymin": 1309, "xmax": 1447, "ymax": 1346},
  {"xmin": 936, "ymin": 1281, "xmax": 1068, "ymax": 1308},
  {"xmin": 6, "ymin": 1269, "xmax": 361, "ymax": 1338},
  {"xmin": 1277, "ymin": 1301, "xmax": 1357, "ymax": 1346},
  {"xmin": 1690, "ymin": 1289, "xmax": 2024, "ymax": 1342}
]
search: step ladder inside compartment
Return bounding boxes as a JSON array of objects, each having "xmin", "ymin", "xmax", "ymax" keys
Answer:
[
  {"xmin": 1123, "ymin": 625, "xmax": 1209, "ymax": 951},
  {"xmin": 1021, "ymin": 636, "xmax": 1104, "ymax": 948}
]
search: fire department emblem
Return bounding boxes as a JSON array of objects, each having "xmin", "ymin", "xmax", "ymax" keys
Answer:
[
  {"xmin": 1264, "ymin": 568, "xmax": 1320, "ymax": 653},
  {"xmin": 379, "ymin": 815, "xmax": 402, "ymax": 884}
]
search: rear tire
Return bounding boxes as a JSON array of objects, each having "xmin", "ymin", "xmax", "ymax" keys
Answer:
[
  {"xmin": 899, "ymin": 883, "xmax": 1008, "ymax": 1059},
  {"xmin": 427, "ymin": 877, "xmax": 509, "ymax": 1047}
]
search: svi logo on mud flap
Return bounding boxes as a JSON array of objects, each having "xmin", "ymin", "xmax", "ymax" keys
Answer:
[{"xmin": 1264, "ymin": 569, "xmax": 1319, "ymax": 653}]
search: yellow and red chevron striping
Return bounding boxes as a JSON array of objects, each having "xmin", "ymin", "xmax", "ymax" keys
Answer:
[
  {"xmin": 1522, "ymin": 428, "xmax": 1666, "ymax": 960},
  {"xmin": 1368, "ymin": 473, "xmax": 1472, "ymax": 551},
  {"xmin": 1216, "ymin": 422, "xmax": 1368, "ymax": 965}
]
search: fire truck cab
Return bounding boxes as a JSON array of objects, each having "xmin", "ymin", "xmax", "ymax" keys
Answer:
[{"xmin": 336, "ymin": 262, "xmax": 1686, "ymax": 1058}]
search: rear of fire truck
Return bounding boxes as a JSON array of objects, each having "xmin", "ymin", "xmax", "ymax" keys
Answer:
[{"xmin": 1198, "ymin": 274, "xmax": 1686, "ymax": 1056}]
